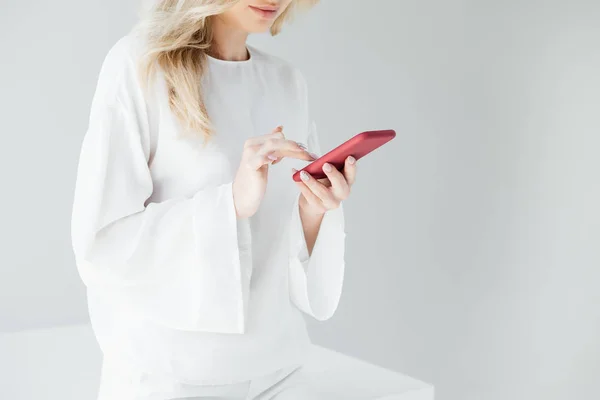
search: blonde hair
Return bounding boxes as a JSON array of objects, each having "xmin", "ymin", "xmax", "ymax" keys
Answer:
[{"xmin": 132, "ymin": 0, "xmax": 318, "ymax": 140}]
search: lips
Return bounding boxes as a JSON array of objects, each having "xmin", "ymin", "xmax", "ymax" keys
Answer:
[{"xmin": 249, "ymin": 5, "xmax": 279, "ymax": 19}]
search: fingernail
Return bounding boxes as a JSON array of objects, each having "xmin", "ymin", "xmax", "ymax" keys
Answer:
[
  {"xmin": 309, "ymin": 152, "xmax": 319, "ymax": 160},
  {"xmin": 323, "ymin": 163, "xmax": 332, "ymax": 172},
  {"xmin": 296, "ymin": 142, "xmax": 307, "ymax": 150},
  {"xmin": 348, "ymin": 156, "xmax": 356, "ymax": 164},
  {"xmin": 268, "ymin": 154, "xmax": 278, "ymax": 160},
  {"xmin": 300, "ymin": 171, "xmax": 310, "ymax": 182}
]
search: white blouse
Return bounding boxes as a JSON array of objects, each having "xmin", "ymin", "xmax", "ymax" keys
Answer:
[{"xmin": 70, "ymin": 33, "xmax": 346, "ymax": 394}]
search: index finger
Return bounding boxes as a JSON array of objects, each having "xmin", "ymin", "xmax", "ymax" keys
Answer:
[
  {"xmin": 245, "ymin": 126, "xmax": 284, "ymax": 147},
  {"xmin": 271, "ymin": 149, "xmax": 316, "ymax": 161},
  {"xmin": 258, "ymin": 138, "xmax": 315, "ymax": 161}
]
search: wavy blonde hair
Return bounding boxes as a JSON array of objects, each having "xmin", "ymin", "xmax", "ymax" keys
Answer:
[{"xmin": 132, "ymin": 0, "xmax": 318, "ymax": 139}]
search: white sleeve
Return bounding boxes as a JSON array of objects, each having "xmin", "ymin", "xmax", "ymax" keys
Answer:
[
  {"xmin": 288, "ymin": 118, "xmax": 347, "ymax": 321},
  {"xmin": 70, "ymin": 41, "xmax": 251, "ymax": 334}
]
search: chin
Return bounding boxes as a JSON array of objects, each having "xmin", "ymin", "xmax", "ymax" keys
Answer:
[{"xmin": 245, "ymin": 22, "xmax": 274, "ymax": 34}]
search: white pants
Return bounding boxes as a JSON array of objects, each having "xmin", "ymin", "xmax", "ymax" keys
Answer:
[
  {"xmin": 98, "ymin": 356, "xmax": 433, "ymax": 400},
  {"xmin": 99, "ymin": 363, "xmax": 330, "ymax": 400},
  {"xmin": 170, "ymin": 364, "xmax": 327, "ymax": 400},
  {"xmin": 161, "ymin": 364, "xmax": 430, "ymax": 400}
]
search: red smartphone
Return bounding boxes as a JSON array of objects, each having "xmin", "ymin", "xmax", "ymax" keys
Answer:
[{"xmin": 292, "ymin": 129, "xmax": 396, "ymax": 182}]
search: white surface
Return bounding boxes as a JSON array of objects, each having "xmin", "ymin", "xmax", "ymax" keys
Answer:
[
  {"xmin": 1, "ymin": 1, "xmax": 599, "ymax": 400},
  {"xmin": 0, "ymin": 324, "xmax": 433, "ymax": 400}
]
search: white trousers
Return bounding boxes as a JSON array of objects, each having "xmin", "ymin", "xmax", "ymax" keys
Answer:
[
  {"xmin": 170, "ymin": 364, "xmax": 327, "ymax": 400},
  {"xmin": 168, "ymin": 365, "xmax": 432, "ymax": 400},
  {"xmin": 98, "ymin": 355, "xmax": 433, "ymax": 400},
  {"xmin": 99, "ymin": 363, "xmax": 331, "ymax": 400}
]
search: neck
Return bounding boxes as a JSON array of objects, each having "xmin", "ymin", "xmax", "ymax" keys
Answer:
[{"xmin": 209, "ymin": 16, "xmax": 250, "ymax": 61}]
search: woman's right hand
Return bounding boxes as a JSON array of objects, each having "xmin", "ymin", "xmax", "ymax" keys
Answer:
[{"xmin": 233, "ymin": 126, "xmax": 316, "ymax": 219}]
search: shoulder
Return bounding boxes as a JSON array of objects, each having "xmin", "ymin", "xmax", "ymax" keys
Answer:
[
  {"xmin": 93, "ymin": 32, "xmax": 148, "ymax": 107},
  {"xmin": 100, "ymin": 32, "xmax": 145, "ymax": 75}
]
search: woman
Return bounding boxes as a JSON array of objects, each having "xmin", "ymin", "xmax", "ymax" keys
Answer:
[{"xmin": 71, "ymin": 0, "xmax": 356, "ymax": 399}]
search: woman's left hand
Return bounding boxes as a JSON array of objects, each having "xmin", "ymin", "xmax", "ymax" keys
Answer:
[{"xmin": 293, "ymin": 156, "xmax": 357, "ymax": 215}]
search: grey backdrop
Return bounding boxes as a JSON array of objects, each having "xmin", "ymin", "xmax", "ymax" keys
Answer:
[{"xmin": 1, "ymin": 1, "xmax": 599, "ymax": 399}]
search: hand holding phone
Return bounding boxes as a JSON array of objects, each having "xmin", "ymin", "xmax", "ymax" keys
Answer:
[{"xmin": 292, "ymin": 129, "xmax": 396, "ymax": 182}]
